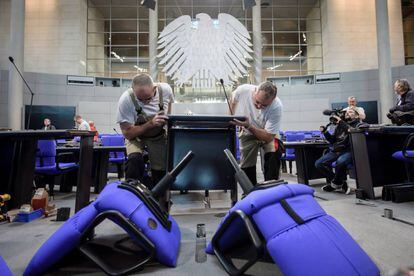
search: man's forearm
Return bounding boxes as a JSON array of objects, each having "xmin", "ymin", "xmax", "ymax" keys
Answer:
[
  {"xmin": 121, "ymin": 121, "xmax": 155, "ymax": 140},
  {"xmin": 247, "ymin": 125, "xmax": 274, "ymax": 143}
]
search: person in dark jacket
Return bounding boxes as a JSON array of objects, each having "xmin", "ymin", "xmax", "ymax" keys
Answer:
[
  {"xmin": 315, "ymin": 109, "xmax": 359, "ymax": 193},
  {"xmin": 389, "ymin": 79, "xmax": 414, "ymax": 113},
  {"xmin": 43, "ymin": 118, "xmax": 56, "ymax": 130}
]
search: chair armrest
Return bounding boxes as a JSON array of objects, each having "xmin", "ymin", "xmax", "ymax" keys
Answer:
[
  {"xmin": 403, "ymin": 133, "xmax": 414, "ymax": 158},
  {"xmin": 56, "ymin": 152, "xmax": 78, "ymax": 170}
]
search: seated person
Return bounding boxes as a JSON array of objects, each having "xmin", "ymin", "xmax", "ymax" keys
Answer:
[
  {"xmin": 74, "ymin": 115, "xmax": 91, "ymax": 131},
  {"xmin": 88, "ymin": 120, "xmax": 99, "ymax": 142},
  {"xmin": 42, "ymin": 118, "xmax": 56, "ymax": 130},
  {"xmin": 387, "ymin": 79, "xmax": 414, "ymax": 125},
  {"xmin": 342, "ymin": 96, "xmax": 366, "ymax": 122},
  {"xmin": 389, "ymin": 79, "xmax": 414, "ymax": 113},
  {"xmin": 315, "ymin": 109, "xmax": 359, "ymax": 194}
]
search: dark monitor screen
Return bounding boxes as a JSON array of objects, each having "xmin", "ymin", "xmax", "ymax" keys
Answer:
[
  {"xmin": 168, "ymin": 129, "xmax": 236, "ymax": 191},
  {"xmin": 331, "ymin": 101, "xmax": 378, "ymax": 124},
  {"xmin": 25, "ymin": 105, "xmax": 76, "ymax": 130}
]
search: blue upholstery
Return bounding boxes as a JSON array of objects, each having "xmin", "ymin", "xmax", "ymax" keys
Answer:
[
  {"xmin": 332, "ymin": 161, "xmax": 354, "ymax": 169},
  {"xmin": 282, "ymin": 133, "xmax": 305, "ymax": 161},
  {"xmin": 207, "ymin": 184, "xmax": 379, "ymax": 276},
  {"xmin": 24, "ymin": 182, "xmax": 181, "ymax": 276},
  {"xmin": 392, "ymin": 151, "xmax": 414, "ymax": 163},
  {"xmin": 101, "ymin": 135, "xmax": 126, "ymax": 163},
  {"xmin": 0, "ymin": 255, "xmax": 12, "ymax": 276},
  {"xmin": 35, "ymin": 140, "xmax": 78, "ymax": 175}
]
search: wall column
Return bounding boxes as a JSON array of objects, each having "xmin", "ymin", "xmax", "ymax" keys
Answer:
[
  {"xmin": 149, "ymin": 2, "xmax": 158, "ymax": 80},
  {"xmin": 376, "ymin": 0, "xmax": 394, "ymax": 123},
  {"xmin": 252, "ymin": 0, "xmax": 262, "ymax": 84},
  {"xmin": 8, "ymin": 0, "xmax": 25, "ymax": 130}
]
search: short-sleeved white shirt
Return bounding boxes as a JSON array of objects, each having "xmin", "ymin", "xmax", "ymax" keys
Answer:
[
  {"xmin": 232, "ymin": 84, "xmax": 282, "ymax": 135},
  {"xmin": 78, "ymin": 120, "xmax": 91, "ymax": 131},
  {"xmin": 116, "ymin": 83, "xmax": 174, "ymax": 125}
]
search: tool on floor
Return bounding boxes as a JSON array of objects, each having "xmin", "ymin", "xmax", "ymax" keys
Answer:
[
  {"xmin": 355, "ymin": 199, "xmax": 377, "ymax": 207},
  {"xmin": 207, "ymin": 149, "xmax": 379, "ymax": 276},
  {"xmin": 382, "ymin": 208, "xmax": 414, "ymax": 227},
  {"xmin": 195, "ymin": 223, "xmax": 207, "ymax": 263},
  {"xmin": 0, "ymin": 194, "xmax": 11, "ymax": 223}
]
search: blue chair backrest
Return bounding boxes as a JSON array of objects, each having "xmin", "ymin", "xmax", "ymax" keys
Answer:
[
  {"xmin": 36, "ymin": 140, "xmax": 57, "ymax": 167},
  {"xmin": 285, "ymin": 133, "xmax": 305, "ymax": 155},
  {"xmin": 101, "ymin": 135, "xmax": 125, "ymax": 158}
]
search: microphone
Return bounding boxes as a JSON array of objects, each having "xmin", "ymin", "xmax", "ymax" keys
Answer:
[
  {"xmin": 113, "ymin": 128, "xmax": 120, "ymax": 135},
  {"xmin": 8, "ymin": 56, "xmax": 35, "ymax": 130},
  {"xmin": 219, "ymin": 79, "xmax": 233, "ymax": 115}
]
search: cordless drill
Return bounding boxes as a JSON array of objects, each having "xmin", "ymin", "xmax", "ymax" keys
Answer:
[{"xmin": 0, "ymin": 194, "xmax": 11, "ymax": 222}]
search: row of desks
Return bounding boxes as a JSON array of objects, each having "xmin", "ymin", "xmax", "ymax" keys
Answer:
[
  {"xmin": 0, "ymin": 130, "xmax": 125, "ymax": 211},
  {"xmin": 285, "ymin": 126, "xmax": 414, "ymax": 199}
]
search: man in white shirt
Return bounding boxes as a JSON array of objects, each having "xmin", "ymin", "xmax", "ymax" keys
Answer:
[
  {"xmin": 342, "ymin": 96, "xmax": 366, "ymax": 121},
  {"xmin": 230, "ymin": 81, "xmax": 283, "ymax": 185},
  {"xmin": 116, "ymin": 73, "xmax": 174, "ymax": 188},
  {"xmin": 74, "ymin": 115, "xmax": 91, "ymax": 131}
]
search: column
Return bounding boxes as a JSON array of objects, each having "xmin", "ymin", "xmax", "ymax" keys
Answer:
[
  {"xmin": 8, "ymin": 0, "xmax": 25, "ymax": 130},
  {"xmin": 252, "ymin": 0, "xmax": 262, "ymax": 84},
  {"xmin": 149, "ymin": 1, "xmax": 158, "ymax": 80},
  {"xmin": 376, "ymin": 0, "xmax": 394, "ymax": 123}
]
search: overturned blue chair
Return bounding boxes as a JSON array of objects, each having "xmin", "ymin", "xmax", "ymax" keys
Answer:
[
  {"xmin": 207, "ymin": 149, "xmax": 379, "ymax": 276},
  {"xmin": 35, "ymin": 139, "xmax": 78, "ymax": 195},
  {"xmin": 0, "ymin": 255, "xmax": 12, "ymax": 276},
  {"xmin": 25, "ymin": 151, "xmax": 194, "ymax": 276}
]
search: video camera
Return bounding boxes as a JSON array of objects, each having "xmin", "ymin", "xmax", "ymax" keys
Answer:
[{"xmin": 322, "ymin": 108, "xmax": 346, "ymax": 124}]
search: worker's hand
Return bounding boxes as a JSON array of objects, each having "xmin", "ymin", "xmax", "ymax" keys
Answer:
[
  {"xmin": 231, "ymin": 118, "xmax": 250, "ymax": 129},
  {"xmin": 389, "ymin": 107, "xmax": 397, "ymax": 113},
  {"xmin": 332, "ymin": 115, "xmax": 341, "ymax": 122},
  {"xmin": 150, "ymin": 113, "xmax": 168, "ymax": 127}
]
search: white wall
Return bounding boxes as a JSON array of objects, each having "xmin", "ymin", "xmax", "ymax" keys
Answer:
[
  {"xmin": 321, "ymin": 0, "xmax": 405, "ymax": 73},
  {"xmin": 0, "ymin": 0, "xmax": 87, "ymax": 75}
]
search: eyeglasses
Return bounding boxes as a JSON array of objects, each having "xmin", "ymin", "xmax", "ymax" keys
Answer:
[{"xmin": 136, "ymin": 87, "xmax": 157, "ymax": 103}]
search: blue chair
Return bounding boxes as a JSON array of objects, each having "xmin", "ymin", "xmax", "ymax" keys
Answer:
[
  {"xmin": 392, "ymin": 133, "xmax": 414, "ymax": 181},
  {"xmin": 0, "ymin": 256, "xmax": 12, "ymax": 276},
  {"xmin": 35, "ymin": 140, "xmax": 78, "ymax": 195},
  {"xmin": 282, "ymin": 133, "xmax": 305, "ymax": 174},
  {"xmin": 101, "ymin": 135, "xmax": 126, "ymax": 179}
]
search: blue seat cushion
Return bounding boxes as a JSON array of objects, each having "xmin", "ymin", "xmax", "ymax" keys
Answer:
[
  {"xmin": 0, "ymin": 256, "xmax": 12, "ymax": 276},
  {"xmin": 331, "ymin": 162, "xmax": 354, "ymax": 169},
  {"xmin": 392, "ymin": 151, "xmax": 414, "ymax": 163},
  {"xmin": 109, "ymin": 157, "xmax": 125, "ymax": 163},
  {"xmin": 35, "ymin": 163, "xmax": 78, "ymax": 175}
]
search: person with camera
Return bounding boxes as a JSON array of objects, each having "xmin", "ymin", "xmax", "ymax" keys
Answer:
[
  {"xmin": 387, "ymin": 79, "xmax": 414, "ymax": 125},
  {"xmin": 116, "ymin": 73, "xmax": 173, "ymax": 188},
  {"xmin": 316, "ymin": 109, "xmax": 359, "ymax": 193}
]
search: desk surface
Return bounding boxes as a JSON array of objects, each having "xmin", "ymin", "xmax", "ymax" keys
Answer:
[
  {"xmin": 284, "ymin": 140, "xmax": 329, "ymax": 147},
  {"xmin": 0, "ymin": 130, "xmax": 96, "ymax": 139},
  {"xmin": 168, "ymin": 115, "xmax": 246, "ymax": 122},
  {"xmin": 350, "ymin": 125, "xmax": 414, "ymax": 134}
]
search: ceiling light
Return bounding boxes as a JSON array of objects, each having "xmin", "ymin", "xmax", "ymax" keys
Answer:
[{"xmin": 140, "ymin": 0, "xmax": 156, "ymax": 10}]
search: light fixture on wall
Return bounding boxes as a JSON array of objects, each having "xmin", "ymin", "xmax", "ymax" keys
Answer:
[
  {"xmin": 140, "ymin": 0, "xmax": 156, "ymax": 10},
  {"xmin": 134, "ymin": 65, "xmax": 147, "ymax": 72},
  {"xmin": 289, "ymin": 50, "xmax": 302, "ymax": 61},
  {"xmin": 111, "ymin": 51, "xmax": 124, "ymax": 62},
  {"xmin": 242, "ymin": 0, "xmax": 256, "ymax": 10},
  {"xmin": 266, "ymin": 64, "xmax": 283, "ymax": 70},
  {"xmin": 302, "ymin": 33, "xmax": 307, "ymax": 43}
]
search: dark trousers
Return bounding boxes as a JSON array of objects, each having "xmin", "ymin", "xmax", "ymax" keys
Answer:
[
  {"xmin": 315, "ymin": 151, "xmax": 352, "ymax": 184},
  {"xmin": 125, "ymin": 152, "xmax": 166, "ymax": 190},
  {"xmin": 242, "ymin": 148, "xmax": 282, "ymax": 186}
]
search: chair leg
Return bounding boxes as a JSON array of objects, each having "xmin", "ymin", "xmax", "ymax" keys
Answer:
[
  {"xmin": 289, "ymin": 161, "xmax": 293, "ymax": 174},
  {"xmin": 281, "ymin": 160, "xmax": 287, "ymax": 173}
]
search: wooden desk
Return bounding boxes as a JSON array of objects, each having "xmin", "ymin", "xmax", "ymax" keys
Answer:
[
  {"xmin": 0, "ymin": 130, "xmax": 95, "ymax": 211},
  {"xmin": 284, "ymin": 140, "xmax": 330, "ymax": 185},
  {"xmin": 350, "ymin": 126, "xmax": 413, "ymax": 199}
]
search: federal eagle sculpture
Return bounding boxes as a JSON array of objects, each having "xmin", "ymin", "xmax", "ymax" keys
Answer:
[{"xmin": 157, "ymin": 13, "xmax": 253, "ymax": 88}]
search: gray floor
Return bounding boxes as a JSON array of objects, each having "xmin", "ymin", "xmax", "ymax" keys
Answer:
[{"xmin": 1, "ymin": 166, "xmax": 414, "ymax": 275}]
